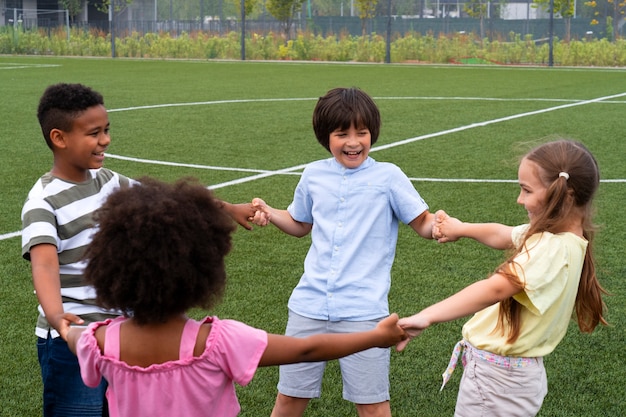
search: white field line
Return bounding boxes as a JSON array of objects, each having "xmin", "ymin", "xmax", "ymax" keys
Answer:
[
  {"xmin": 4, "ymin": 93, "xmax": 625, "ymax": 241},
  {"xmin": 0, "ymin": 63, "xmax": 61, "ymax": 70},
  {"xmin": 107, "ymin": 96, "xmax": 626, "ymax": 113}
]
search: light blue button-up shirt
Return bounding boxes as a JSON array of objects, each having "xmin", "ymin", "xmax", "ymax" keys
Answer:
[{"xmin": 287, "ymin": 157, "xmax": 429, "ymax": 321}]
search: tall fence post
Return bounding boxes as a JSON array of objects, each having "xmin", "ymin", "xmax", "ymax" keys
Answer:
[{"xmin": 240, "ymin": 0, "xmax": 245, "ymax": 60}]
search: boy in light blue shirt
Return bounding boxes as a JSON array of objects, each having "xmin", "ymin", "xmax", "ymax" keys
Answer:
[{"xmin": 252, "ymin": 87, "xmax": 435, "ymax": 417}]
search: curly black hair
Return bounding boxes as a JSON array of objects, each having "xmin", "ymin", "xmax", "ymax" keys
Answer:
[
  {"xmin": 83, "ymin": 177, "xmax": 236, "ymax": 325},
  {"xmin": 37, "ymin": 83, "xmax": 105, "ymax": 150}
]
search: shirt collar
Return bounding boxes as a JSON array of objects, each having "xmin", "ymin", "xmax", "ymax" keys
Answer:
[{"xmin": 331, "ymin": 156, "xmax": 375, "ymax": 173}]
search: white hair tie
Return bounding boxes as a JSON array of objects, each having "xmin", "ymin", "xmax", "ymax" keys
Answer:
[{"xmin": 559, "ymin": 172, "xmax": 570, "ymax": 180}]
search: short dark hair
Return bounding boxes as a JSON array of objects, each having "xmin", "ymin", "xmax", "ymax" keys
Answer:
[
  {"xmin": 83, "ymin": 177, "xmax": 236, "ymax": 325},
  {"xmin": 37, "ymin": 83, "xmax": 105, "ymax": 149},
  {"xmin": 312, "ymin": 87, "xmax": 381, "ymax": 152}
]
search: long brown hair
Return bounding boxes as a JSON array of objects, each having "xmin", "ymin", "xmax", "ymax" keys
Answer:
[{"xmin": 495, "ymin": 140, "xmax": 608, "ymax": 343}]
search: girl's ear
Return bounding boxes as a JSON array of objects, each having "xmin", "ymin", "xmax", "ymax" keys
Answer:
[{"xmin": 49, "ymin": 129, "xmax": 67, "ymax": 149}]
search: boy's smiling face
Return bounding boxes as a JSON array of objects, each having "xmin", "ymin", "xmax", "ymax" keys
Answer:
[
  {"xmin": 50, "ymin": 104, "xmax": 110, "ymax": 182},
  {"xmin": 328, "ymin": 124, "xmax": 371, "ymax": 169}
]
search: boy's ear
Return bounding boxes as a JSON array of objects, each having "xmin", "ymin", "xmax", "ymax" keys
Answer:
[{"xmin": 49, "ymin": 129, "xmax": 67, "ymax": 149}]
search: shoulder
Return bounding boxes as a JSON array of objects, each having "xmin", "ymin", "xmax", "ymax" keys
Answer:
[
  {"xmin": 518, "ymin": 229, "xmax": 585, "ymax": 266},
  {"xmin": 511, "ymin": 224, "xmax": 530, "ymax": 247},
  {"xmin": 207, "ymin": 317, "xmax": 267, "ymax": 344},
  {"xmin": 89, "ymin": 169, "xmax": 135, "ymax": 195},
  {"xmin": 364, "ymin": 159, "xmax": 407, "ymax": 178},
  {"xmin": 302, "ymin": 158, "xmax": 334, "ymax": 173},
  {"xmin": 24, "ymin": 173, "xmax": 69, "ymax": 203},
  {"xmin": 78, "ymin": 318, "xmax": 116, "ymax": 356}
]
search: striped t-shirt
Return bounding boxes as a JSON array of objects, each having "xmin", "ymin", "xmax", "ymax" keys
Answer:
[{"xmin": 21, "ymin": 168, "xmax": 134, "ymax": 338}]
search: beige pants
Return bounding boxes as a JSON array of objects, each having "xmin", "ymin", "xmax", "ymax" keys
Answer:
[{"xmin": 454, "ymin": 346, "xmax": 548, "ymax": 417}]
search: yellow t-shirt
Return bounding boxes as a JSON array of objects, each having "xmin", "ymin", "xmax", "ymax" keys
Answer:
[{"xmin": 462, "ymin": 224, "xmax": 588, "ymax": 357}]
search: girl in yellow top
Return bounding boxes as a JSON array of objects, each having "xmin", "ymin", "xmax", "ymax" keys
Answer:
[{"xmin": 397, "ymin": 139, "xmax": 608, "ymax": 416}]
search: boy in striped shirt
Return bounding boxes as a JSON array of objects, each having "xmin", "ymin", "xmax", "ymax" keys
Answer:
[{"xmin": 21, "ymin": 83, "xmax": 254, "ymax": 416}]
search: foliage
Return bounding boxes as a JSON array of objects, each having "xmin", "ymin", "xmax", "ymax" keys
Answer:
[
  {"xmin": 534, "ymin": 0, "xmax": 576, "ymax": 41},
  {"xmin": 95, "ymin": 0, "xmax": 135, "ymax": 14},
  {"xmin": 463, "ymin": 0, "xmax": 489, "ymax": 39},
  {"xmin": 1, "ymin": 25, "xmax": 626, "ymax": 65},
  {"xmin": 355, "ymin": 0, "xmax": 379, "ymax": 35},
  {"xmin": 266, "ymin": 0, "xmax": 305, "ymax": 39},
  {"xmin": 59, "ymin": 0, "xmax": 83, "ymax": 23},
  {"xmin": 584, "ymin": 0, "xmax": 626, "ymax": 39}
]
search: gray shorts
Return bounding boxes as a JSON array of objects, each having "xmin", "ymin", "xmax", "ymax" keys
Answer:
[{"xmin": 277, "ymin": 310, "xmax": 390, "ymax": 404}]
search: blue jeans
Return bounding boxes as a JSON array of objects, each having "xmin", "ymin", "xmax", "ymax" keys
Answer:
[{"xmin": 37, "ymin": 334, "xmax": 108, "ymax": 417}]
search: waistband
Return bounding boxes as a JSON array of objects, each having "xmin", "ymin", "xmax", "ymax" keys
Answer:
[
  {"xmin": 440, "ymin": 340, "xmax": 540, "ymax": 391},
  {"xmin": 465, "ymin": 342, "xmax": 538, "ymax": 369}
]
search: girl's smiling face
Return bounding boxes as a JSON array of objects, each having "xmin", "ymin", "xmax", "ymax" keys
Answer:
[
  {"xmin": 517, "ymin": 157, "xmax": 548, "ymax": 220},
  {"xmin": 328, "ymin": 124, "xmax": 371, "ymax": 169}
]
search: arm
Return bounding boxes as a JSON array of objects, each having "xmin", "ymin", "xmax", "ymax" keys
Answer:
[
  {"xmin": 64, "ymin": 326, "xmax": 87, "ymax": 355},
  {"xmin": 220, "ymin": 201, "xmax": 255, "ymax": 231},
  {"xmin": 251, "ymin": 198, "xmax": 312, "ymax": 238},
  {"xmin": 30, "ymin": 244, "xmax": 84, "ymax": 338},
  {"xmin": 408, "ymin": 210, "xmax": 436, "ymax": 239},
  {"xmin": 259, "ymin": 314, "xmax": 407, "ymax": 366},
  {"xmin": 434, "ymin": 210, "xmax": 514, "ymax": 249},
  {"xmin": 396, "ymin": 273, "xmax": 521, "ymax": 351}
]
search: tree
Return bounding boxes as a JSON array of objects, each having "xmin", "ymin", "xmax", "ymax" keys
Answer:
[
  {"xmin": 464, "ymin": 0, "xmax": 489, "ymax": 39},
  {"xmin": 355, "ymin": 0, "xmax": 378, "ymax": 36},
  {"xmin": 94, "ymin": 0, "xmax": 135, "ymax": 16},
  {"xmin": 59, "ymin": 0, "xmax": 83, "ymax": 24},
  {"xmin": 534, "ymin": 0, "xmax": 576, "ymax": 41},
  {"xmin": 266, "ymin": 0, "xmax": 305, "ymax": 39},
  {"xmin": 584, "ymin": 0, "xmax": 626, "ymax": 40}
]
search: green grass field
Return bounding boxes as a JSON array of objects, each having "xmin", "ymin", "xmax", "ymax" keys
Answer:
[{"xmin": 1, "ymin": 57, "xmax": 624, "ymax": 416}]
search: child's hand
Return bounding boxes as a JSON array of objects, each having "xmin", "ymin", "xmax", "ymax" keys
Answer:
[
  {"xmin": 434, "ymin": 210, "xmax": 462, "ymax": 243},
  {"xmin": 395, "ymin": 313, "xmax": 430, "ymax": 352},
  {"xmin": 251, "ymin": 198, "xmax": 272, "ymax": 226},
  {"xmin": 222, "ymin": 202, "xmax": 255, "ymax": 230},
  {"xmin": 375, "ymin": 313, "xmax": 408, "ymax": 348},
  {"xmin": 55, "ymin": 312, "xmax": 85, "ymax": 341}
]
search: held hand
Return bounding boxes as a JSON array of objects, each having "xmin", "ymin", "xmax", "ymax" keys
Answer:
[
  {"xmin": 251, "ymin": 198, "xmax": 272, "ymax": 227},
  {"xmin": 55, "ymin": 312, "xmax": 84, "ymax": 341},
  {"xmin": 375, "ymin": 313, "xmax": 408, "ymax": 348},
  {"xmin": 434, "ymin": 210, "xmax": 462, "ymax": 243},
  {"xmin": 223, "ymin": 202, "xmax": 255, "ymax": 231},
  {"xmin": 395, "ymin": 313, "xmax": 430, "ymax": 352}
]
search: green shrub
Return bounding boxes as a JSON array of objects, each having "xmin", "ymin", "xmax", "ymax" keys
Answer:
[{"xmin": 0, "ymin": 27, "xmax": 625, "ymax": 66}]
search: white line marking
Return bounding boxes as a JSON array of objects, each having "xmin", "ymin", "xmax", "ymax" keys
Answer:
[
  {"xmin": 108, "ymin": 96, "xmax": 626, "ymax": 113},
  {"xmin": 105, "ymin": 153, "xmax": 302, "ymax": 175},
  {"xmin": 0, "ymin": 231, "xmax": 21, "ymax": 240},
  {"xmin": 0, "ymin": 63, "xmax": 61, "ymax": 70},
  {"xmin": 205, "ymin": 91, "xmax": 626, "ymax": 188},
  {"xmin": 4, "ymin": 92, "xmax": 625, "ymax": 241}
]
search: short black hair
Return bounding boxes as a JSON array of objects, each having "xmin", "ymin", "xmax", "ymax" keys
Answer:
[
  {"xmin": 37, "ymin": 83, "xmax": 105, "ymax": 149},
  {"xmin": 83, "ymin": 177, "xmax": 236, "ymax": 325},
  {"xmin": 312, "ymin": 87, "xmax": 381, "ymax": 152}
]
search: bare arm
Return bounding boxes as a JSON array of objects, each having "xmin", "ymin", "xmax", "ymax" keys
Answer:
[
  {"xmin": 220, "ymin": 201, "xmax": 255, "ymax": 231},
  {"xmin": 30, "ymin": 244, "xmax": 84, "ymax": 338},
  {"xmin": 251, "ymin": 198, "xmax": 312, "ymax": 238},
  {"xmin": 396, "ymin": 273, "xmax": 521, "ymax": 351},
  {"xmin": 434, "ymin": 210, "xmax": 514, "ymax": 249},
  {"xmin": 259, "ymin": 314, "xmax": 407, "ymax": 366},
  {"xmin": 64, "ymin": 326, "xmax": 87, "ymax": 355},
  {"xmin": 408, "ymin": 210, "xmax": 436, "ymax": 239}
]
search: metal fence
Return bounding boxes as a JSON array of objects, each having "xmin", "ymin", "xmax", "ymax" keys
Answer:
[
  {"xmin": 2, "ymin": 7, "xmax": 612, "ymax": 41},
  {"xmin": 82, "ymin": 16, "xmax": 602, "ymax": 41}
]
